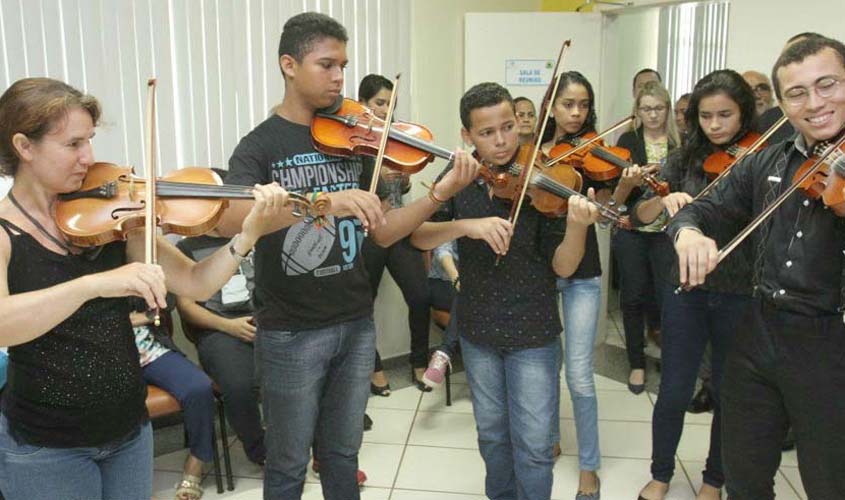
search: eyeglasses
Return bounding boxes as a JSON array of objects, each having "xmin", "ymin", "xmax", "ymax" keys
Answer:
[
  {"xmin": 782, "ymin": 77, "xmax": 843, "ymax": 108},
  {"xmin": 638, "ymin": 105, "xmax": 667, "ymax": 115},
  {"xmin": 751, "ymin": 83, "xmax": 771, "ymax": 93}
]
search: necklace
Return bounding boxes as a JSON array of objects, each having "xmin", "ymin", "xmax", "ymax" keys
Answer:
[{"xmin": 8, "ymin": 190, "xmax": 74, "ymax": 254}]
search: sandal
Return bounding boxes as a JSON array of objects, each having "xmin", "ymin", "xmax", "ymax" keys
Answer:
[{"xmin": 175, "ymin": 473, "xmax": 203, "ymax": 500}]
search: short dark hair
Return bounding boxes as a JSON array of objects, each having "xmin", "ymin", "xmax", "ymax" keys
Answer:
[
  {"xmin": 786, "ymin": 32, "xmax": 825, "ymax": 44},
  {"xmin": 278, "ymin": 12, "xmax": 347, "ymax": 64},
  {"xmin": 460, "ymin": 82, "xmax": 514, "ymax": 130},
  {"xmin": 357, "ymin": 74, "xmax": 393, "ymax": 102},
  {"xmin": 676, "ymin": 93, "xmax": 691, "ymax": 103},
  {"xmin": 633, "ymin": 68, "xmax": 662, "ymax": 88},
  {"xmin": 771, "ymin": 36, "xmax": 845, "ymax": 100}
]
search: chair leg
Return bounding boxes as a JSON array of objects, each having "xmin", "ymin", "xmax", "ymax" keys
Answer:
[
  {"xmin": 445, "ymin": 366, "xmax": 452, "ymax": 407},
  {"xmin": 217, "ymin": 397, "xmax": 235, "ymax": 490},
  {"xmin": 210, "ymin": 419, "xmax": 224, "ymax": 494}
]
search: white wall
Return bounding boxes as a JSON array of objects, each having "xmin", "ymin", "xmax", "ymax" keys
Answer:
[
  {"xmin": 598, "ymin": 7, "xmax": 660, "ymax": 129},
  {"xmin": 727, "ymin": 0, "xmax": 845, "ymax": 77}
]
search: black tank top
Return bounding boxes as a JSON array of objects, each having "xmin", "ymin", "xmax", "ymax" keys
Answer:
[{"xmin": 0, "ymin": 219, "xmax": 147, "ymax": 447}]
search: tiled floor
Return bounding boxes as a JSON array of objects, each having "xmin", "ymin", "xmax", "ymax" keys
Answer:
[{"xmin": 152, "ymin": 313, "xmax": 807, "ymax": 499}]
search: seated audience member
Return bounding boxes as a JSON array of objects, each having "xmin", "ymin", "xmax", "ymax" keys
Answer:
[{"xmin": 422, "ymin": 239, "xmax": 459, "ymax": 387}]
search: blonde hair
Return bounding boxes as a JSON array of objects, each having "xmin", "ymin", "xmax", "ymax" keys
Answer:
[
  {"xmin": 0, "ymin": 78, "xmax": 101, "ymax": 176},
  {"xmin": 633, "ymin": 81, "xmax": 680, "ymax": 148}
]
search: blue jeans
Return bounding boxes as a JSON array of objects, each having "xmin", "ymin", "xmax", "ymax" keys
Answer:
[
  {"xmin": 0, "ymin": 415, "xmax": 152, "ymax": 499},
  {"xmin": 143, "ymin": 351, "xmax": 215, "ymax": 462},
  {"xmin": 258, "ymin": 316, "xmax": 375, "ymax": 500},
  {"xmin": 651, "ymin": 288, "xmax": 749, "ymax": 488},
  {"xmin": 554, "ymin": 276, "xmax": 601, "ymax": 471},
  {"xmin": 461, "ymin": 335, "xmax": 561, "ymax": 500}
]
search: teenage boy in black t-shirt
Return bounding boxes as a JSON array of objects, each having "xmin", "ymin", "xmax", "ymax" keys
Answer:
[
  {"xmin": 410, "ymin": 82, "xmax": 602, "ymax": 500},
  {"xmin": 217, "ymin": 12, "xmax": 480, "ymax": 500}
]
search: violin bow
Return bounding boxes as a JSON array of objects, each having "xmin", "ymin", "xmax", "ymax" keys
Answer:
[
  {"xmin": 692, "ymin": 115, "xmax": 789, "ymax": 202},
  {"xmin": 534, "ymin": 40, "xmax": 570, "ymax": 140},
  {"xmin": 675, "ymin": 132, "xmax": 845, "ymax": 294},
  {"xmin": 369, "ymin": 73, "xmax": 402, "ymax": 196},
  {"xmin": 503, "ymin": 42, "xmax": 571, "ymax": 257},
  {"xmin": 144, "ymin": 78, "xmax": 160, "ymax": 326},
  {"xmin": 543, "ymin": 115, "xmax": 634, "ymax": 167}
]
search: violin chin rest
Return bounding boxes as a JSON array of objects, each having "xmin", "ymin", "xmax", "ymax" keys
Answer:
[{"xmin": 320, "ymin": 95, "xmax": 344, "ymax": 114}]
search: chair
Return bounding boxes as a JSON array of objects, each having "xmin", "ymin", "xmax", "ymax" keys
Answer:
[{"xmin": 146, "ymin": 311, "xmax": 234, "ymax": 494}]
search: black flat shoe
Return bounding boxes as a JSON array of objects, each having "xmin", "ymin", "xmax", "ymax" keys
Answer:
[
  {"xmin": 628, "ymin": 382, "xmax": 645, "ymax": 395},
  {"xmin": 363, "ymin": 413, "xmax": 373, "ymax": 431},
  {"xmin": 687, "ymin": 385, "xmax": 713, "ymax": 414},
  {"xmin": 412, "ymin": 368, "xmax": 432, "ymax": 392},
  {"xmin": 370, "ymin": 382, "xmax": 391, "ymax": 397}
]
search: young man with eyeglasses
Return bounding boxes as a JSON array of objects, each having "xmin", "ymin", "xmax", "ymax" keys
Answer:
[{"xmin": 668, "ymin": 35, "xmax": 845, "ymax": 500}]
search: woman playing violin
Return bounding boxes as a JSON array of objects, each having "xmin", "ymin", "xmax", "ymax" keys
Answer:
[
  {"xmin": 610, "ymin": 81, "xmax": 680, "ymax": 394},
  {"xmin": 540, "ymin": 71, "xmax": 607, "ymax": 499},
  {"xmin": 411, "ymin": 82, "xmax": 601, "ymax": 500},
  {"xmin": 0, "ymin": 78, "xmax": 289, "ymax": 499},
  {"xmin": 632, "ymin": 69, "xmax": 757, "ymax": 500},
  {"xmin": 669, "ymin": 36, "xmax": 845, "ymax": 500}
]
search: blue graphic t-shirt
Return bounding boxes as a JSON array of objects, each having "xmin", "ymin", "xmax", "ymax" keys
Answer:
[{"xmin": 226, "ymin": 114, "xmax": 376, "ymax": 330}]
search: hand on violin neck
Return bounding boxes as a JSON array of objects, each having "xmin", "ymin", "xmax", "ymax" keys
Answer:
[
  {"xmin": 240, "ymin": 183, "xmax": 292, "ymax": 243},
  {"xmin": 674, "ymin": 227, "xmax": 718, "ymax": 288},
  {"xmin": 326, "ymin": 189, "xmax": 386, "ymax": 231},
  {"xmin": 567, "ymin": 188, "xmax": 601, "ymax": 227},
  {"xmin": 435, "ymin": 150, "xmax": 481, "ymax": 200},
  {"xmin": 462, "ymin": 217, "xmax": 513, "ymax": 256},
  {"xmin": 661, "ymin": 192, "xmax": 694, "ymax": 217},
  {"xmin": 618, "ymin": 165, "xmax": 646, "ymax": 190}
]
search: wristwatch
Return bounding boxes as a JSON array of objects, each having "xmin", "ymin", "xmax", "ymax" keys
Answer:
[{"xmin": 229, "ymin": 233, "xmax": 253, "ymax": 263}]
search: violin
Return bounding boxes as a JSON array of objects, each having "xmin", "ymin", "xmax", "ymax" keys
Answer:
[
  {"xmin": 579, "ymin": 144, "xmax": 670, "ymax": 197},
  {"xmin": 546, "ymin": 133, "xmax": 631, "ymax": 181},
  {"xmin": 311, "ymin": 97, "xmax": 452, "ymax": 174},
  {"xmin": 691, "ymin": 115, "xmax": 789, "ymax": 203},
  {"xmin": 478, "ymin": 144, "xmax": 631, "ymax": 227},
  {"xmin": 676, "ymin": 133, "xmax": 845, "ymax": 293},
  {"xmin": 793, "ymin": 139, "xmax": 845, "ymax": 204},
  {"xmin": 55, "ymin": 163, "xmax": 330, "ymax": 247},
  {"xmin": 543, "ymin": 116, "xmax": 636, "ymax": 182},
  {"xmin": 702, "ymin": 131, "xmax": 765, "ymax": 179}
]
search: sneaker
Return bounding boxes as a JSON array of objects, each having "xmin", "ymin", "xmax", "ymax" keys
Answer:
[
  {"xmin": 422, "ymin": 350, "xmax": 451, "ymax": 388},
  {"xmin": 311, "ymin": 460, "xmax": 368, "ymax": 486}
]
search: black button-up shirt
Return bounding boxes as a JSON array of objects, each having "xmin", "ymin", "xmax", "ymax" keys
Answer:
[
  {"xmin": 430, "ymin": 162, "xmax": 567, "ymax": 350},
  {"xmin": 668, "ymin": 136, "xmax": 845, "ymax": 316}
]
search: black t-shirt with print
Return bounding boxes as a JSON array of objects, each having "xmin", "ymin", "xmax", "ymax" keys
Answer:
[
  {"xmin": 226, "ymin": 114, "xmax": 377, "ymax": 331},
  {"xmin": 431, "ymin": 162, "xmax": 567, "ymax": 350}
]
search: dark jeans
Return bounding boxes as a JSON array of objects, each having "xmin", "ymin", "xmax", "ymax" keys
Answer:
[
  {"xmin": 612, "ymin": 229, "xmax": 671, "ymax": 370},
  {"xmin": 143, "ymin": 351, "xmax": 215, "ymax": 462},
  {"xmin": 430, "ymin": 278, "xmax": 459, "ymax": 359},
  {"xmin": 722, "ymin": 299, "xmax": 845, "ymax": 500},
  {"xmin": 364, "ymin": 237, "xmax": 430, "ymax": 370},
  {"xmin": 196, "ymin": 331, "xmax": 265, "ymax": 464},
  {"xmin": 651, "ymin": 288, "xmax": 750, "ymax": 488}
]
